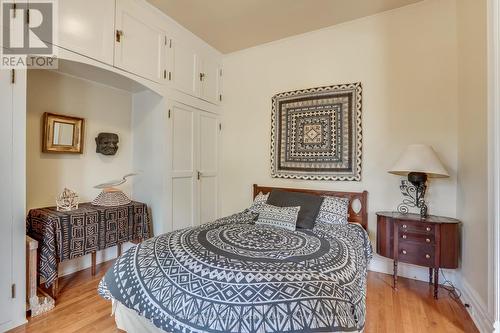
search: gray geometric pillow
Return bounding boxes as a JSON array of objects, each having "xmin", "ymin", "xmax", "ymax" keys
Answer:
[
  {"xmin": 315, "ymin": 196, "xmax": 349, "ymax": 225},
  {"xmin": 256, "ymin": 204, "xmax": 300, "ymax": 231},
  {"xmin": 249, "ymin": 192, "xmax": 269, "ymax": 214}
]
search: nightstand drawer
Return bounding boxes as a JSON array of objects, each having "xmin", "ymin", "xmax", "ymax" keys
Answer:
[
  {"xmin": 398, "ymin": 242, "xmax": 435, "ymax": 267},
  {"xmin": 399, "ymin": 232, "xmax": 434, "ymax": 245},
  {"xmin": 399, "ymin": 221, "xmax": 435, "ymax": 234}
]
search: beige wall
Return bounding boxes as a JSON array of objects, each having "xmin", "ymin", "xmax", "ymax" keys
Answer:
[
  {"xmin": 221, "ymin": 0, "xmax": 459, "ymax": 241},
  {"xmin": 27, "ymin": 70, "xmax": 133, "ymax": 209},
  {"xmin": 456, "ymin": 0, "xmax": 488, "ymax": 308}
]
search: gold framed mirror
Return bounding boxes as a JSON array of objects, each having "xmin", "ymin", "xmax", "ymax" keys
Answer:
[{"xmin": 42, "ymin": 113, "xmax": 85, "ymax": 154}]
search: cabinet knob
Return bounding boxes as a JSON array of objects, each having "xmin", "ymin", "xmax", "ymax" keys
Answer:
[
  {"xmin": 426, "ymin": 238, "xmax": 431, "ymax": 243},
  {"xmin": 200, "ymin": 72, "xmax": 206, "ymax": 81},
  {"xmin": 402, "ymin": 224, "xmax": 407, "ymax": 229},
  {"xmin": 116, "ymin": 30, "xmax": 124, "ymax": 43},
  {"xmin": 402, "ymin": 234, "xmax": 407, "ymax": 239},
  {"xmin": 425, "ymin": 254, "xmax": 431, "ymax": 259},
  {"xmin": 402, "ymin": 250, "xmax": 407, "ymax": 255},
  {"xmin": 426, "ymin": 227, "xmax": 431, "ymax": 232}
]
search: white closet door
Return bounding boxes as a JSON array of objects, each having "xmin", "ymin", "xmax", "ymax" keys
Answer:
[
  {"xmin": 0, "ymin": 71, "xmax": 13, "ymax": 326},
  {"xmin": 57, "ymin": 0, "xmax": 115, "ymax": 65},
  {"xmin": 115, "ymin": 0, "xmax": 166, "ymax": 83},
  {"xmin": 198, "ymin": 111, "xmax": 219, "ymax": 224},
  {"xmin": 170, "ymin": 103, "xmax": 197, "ymax": 230}
]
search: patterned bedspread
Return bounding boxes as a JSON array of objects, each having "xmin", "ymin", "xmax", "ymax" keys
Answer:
[{"xmin": 98, "ymin": 211, "xmax": 372, "ymax": 333}]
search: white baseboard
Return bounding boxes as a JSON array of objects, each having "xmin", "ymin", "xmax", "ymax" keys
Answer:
[
  {"xmin": 0, "ymin": 318, "xmax": 28, "ymax": 333},
  {"xmin": 459, "ymin": 277, "xmax": 495, "ymax": 333}
]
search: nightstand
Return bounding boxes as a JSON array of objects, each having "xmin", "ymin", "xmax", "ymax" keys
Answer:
[{"xmin": 376, "ymin": 212, "xmax": 460, "ymax": 299}]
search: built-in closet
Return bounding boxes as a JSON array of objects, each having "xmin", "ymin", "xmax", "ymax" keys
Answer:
[{"xmin": 0, "ymin": 0, "xmax": 223, "ymax": 330}]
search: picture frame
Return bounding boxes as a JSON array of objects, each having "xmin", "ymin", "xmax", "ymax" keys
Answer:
[{"xmin": 42, "ymin": 112, "xmax": 85, "ymax": 154}]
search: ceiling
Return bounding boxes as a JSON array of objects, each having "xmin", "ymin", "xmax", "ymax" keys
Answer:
[{"xmin": 147, "ymin": 0, "xmax": 423, "ymax": 54}]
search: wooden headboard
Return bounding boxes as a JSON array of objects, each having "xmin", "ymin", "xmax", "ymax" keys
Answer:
[{"xmin": 253, "ymin": 184, "xmax": 368, "ymax": 230}]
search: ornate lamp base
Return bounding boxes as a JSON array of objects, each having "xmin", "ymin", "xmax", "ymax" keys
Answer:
[{"xmin": 397, "ymin": 174, "xmax": 428, "ymax": 219}]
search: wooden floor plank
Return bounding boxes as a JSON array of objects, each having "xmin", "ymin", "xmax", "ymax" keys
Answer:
[{"xmin": 8, "ymin": 262, "xmax": 478, "ymax": 333}]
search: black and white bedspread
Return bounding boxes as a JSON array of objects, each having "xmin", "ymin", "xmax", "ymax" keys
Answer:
[{"xmin": 98, "ymin": 211, "xmax": 372, "ymax": 333}]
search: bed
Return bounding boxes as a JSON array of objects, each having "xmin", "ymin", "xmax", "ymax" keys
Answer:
[{"xmin": 98, "ymin": 185, "xmax": 372, "ymax": 333}]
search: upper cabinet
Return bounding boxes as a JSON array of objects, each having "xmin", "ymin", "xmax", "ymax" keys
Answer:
[
  {"xmin": 168, "ymin": 39, "xmax": 197, "ymax": 97},
  {"xmin": 57, "ymin": 0, "xmax": 115, "ymax": 65},
  {"xmin": 168, "ymin": 38, "xmax": 223, "ymax": 105},
  {"xmin": 52, "ymin": 0, "xmax": 223, "ymax": 102},
  {"xmin": 199, "ymin": 57, "xmax": 222, "ymax": 105},
  {"xmin": 114, "ymin": 0, "xmax": 167, "ymax": 83}
]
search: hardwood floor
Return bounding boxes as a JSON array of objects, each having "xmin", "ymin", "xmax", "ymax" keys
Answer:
[{"xmin": 9, "ymin": 261, "xmax": 478, "ymax": 333}]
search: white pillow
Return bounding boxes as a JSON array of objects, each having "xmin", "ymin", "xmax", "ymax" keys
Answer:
[
  {"xmin": 255, "ymin": 204, "xmax": 300, "ymax": 231},
  {"xmin": 315, "ymin": 196, "xmax": 349, "ymax": 225},
  {"xmin": 249, "ymin": 192, "xmax": 269, "ymax": 213}
]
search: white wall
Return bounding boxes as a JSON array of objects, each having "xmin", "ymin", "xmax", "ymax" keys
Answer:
[
  {"xmin": 27, "ymin": 70, "xmax": 135, "ymax": 275},
  {"xmin": 221, "ymin": 0, "xmax": 459, "ymax": 244},
  {"xmin": 456, "ymin": 0, "xmax": 491, "ymax": 330}
]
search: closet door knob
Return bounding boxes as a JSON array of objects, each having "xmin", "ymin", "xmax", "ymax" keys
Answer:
[
  {"xmin": 425, "ymin": 254, "xmax": 431, "ymax": 259},
  {"xmin": 402, "ymin": 250, "xmax": 407, "ymax": 255}
]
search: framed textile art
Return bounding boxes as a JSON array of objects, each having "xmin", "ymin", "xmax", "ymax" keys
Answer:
[{"xmin": 271, "ymin": 82, "xmax": 362, "ymax": 181}]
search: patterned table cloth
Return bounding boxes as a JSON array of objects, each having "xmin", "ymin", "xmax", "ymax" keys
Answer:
[
  {"xmin": 99, "ymin": 211, "xmax": 372, "ymax": 333},
  {"xmin": 26, "ymin": 202, "xmax": 151, "ymax": 287}
]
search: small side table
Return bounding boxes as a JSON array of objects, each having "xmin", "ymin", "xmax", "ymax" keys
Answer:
[{"xmin": 376, "ymin": 212, "xmax": 460, "ymax": 299}]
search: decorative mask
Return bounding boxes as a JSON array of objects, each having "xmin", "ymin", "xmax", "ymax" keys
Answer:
[{"xmin": 95, "ymin": 133, "xmax": 119, "ymax": 156}]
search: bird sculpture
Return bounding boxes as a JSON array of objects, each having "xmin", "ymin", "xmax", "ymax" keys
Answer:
[
  {"xmin": 92, "ymin": 173, "xmax": 138, "ymax": 206},
  {"xmin": 94, "ymin": 173, "xmax": 138, "ymax": 190}
]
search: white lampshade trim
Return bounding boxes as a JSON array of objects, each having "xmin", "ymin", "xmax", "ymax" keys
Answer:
[{"xmin": 389, "ymin": 144, "xmax": 449, "ymax": 178}]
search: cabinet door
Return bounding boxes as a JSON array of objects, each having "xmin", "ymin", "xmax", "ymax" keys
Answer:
[
  {"xmin": 170, "ymin": 103, "xmax": 197, "ymax": 230},
  {"xmin": 58, "ymin": 0, "xmax": 115, "ymax": 65},
  {"xmin": 200, "ymin": 57, "xmax": 222, "ymax": 105},
  {"xmin": 115, "ymin": 0, "xmax": 166, "ymax": 83},
  {"xmin": 0, "ymin": 71, "xmax": 13, "ymax": 326},
  {"xmin": 198, "ymin": 111, "xmax": 219, "ymax": 224},
  {"xmin": 169, "ymin": 39, "xmax": 197, "ymax": 96}
]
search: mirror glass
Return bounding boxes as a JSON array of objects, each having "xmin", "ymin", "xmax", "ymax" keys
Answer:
[{"xmin": 52, "ymin": 122, "xmax": 74, "ymax": 146}]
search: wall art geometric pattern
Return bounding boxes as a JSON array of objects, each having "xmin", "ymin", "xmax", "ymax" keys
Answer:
[{"xmin": 271, "ymin": 82, "xmax": 363, "ymax": 181}]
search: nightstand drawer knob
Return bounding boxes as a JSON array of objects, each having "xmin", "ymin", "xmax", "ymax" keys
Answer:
[
  {"xmin": 402, "ymin": 224, "xmax": 407, "ymax": 229},
  {"xmin": 402, "ymin": 234, "xmax": 407, "ymax": 239},
  {"xmin": 425, "ymin": 254, "xmax": 431, "ymax": 259},
  {"xmin": 402, "ymin": 250, "xmax": 407, "ymax": 255},
  {"xmin": 426, "ymin": 238, "xmax": 431, "ymax": 243},
  {"xmin": 426, "ymin": 227, "xmax": 431, "ymax": 232}
]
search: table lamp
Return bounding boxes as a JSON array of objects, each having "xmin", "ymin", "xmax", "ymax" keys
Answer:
[{"xmin": 388, "ymin": 144, "xmax": 449, "ymax": 218}]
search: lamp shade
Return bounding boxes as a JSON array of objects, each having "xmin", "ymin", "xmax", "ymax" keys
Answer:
[{"xmin": 389, "ymin": 144, "xmax": 449, "ymax": 178}]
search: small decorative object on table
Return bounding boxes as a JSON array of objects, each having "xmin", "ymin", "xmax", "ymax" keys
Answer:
[
  {"xmin": 92, "ymin": 173, "xmax": 137, "ymax": 207},
  {"xmin": 376, "ymin": 211, "xmax": 460, "ymax": 299},
  {"xmin": 56, "ymin": 188, "xmax": 79, "ymax": 211},
  {"xmin": 388, "ymin": 144, "xmax": 449, "ymax": 218}
]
